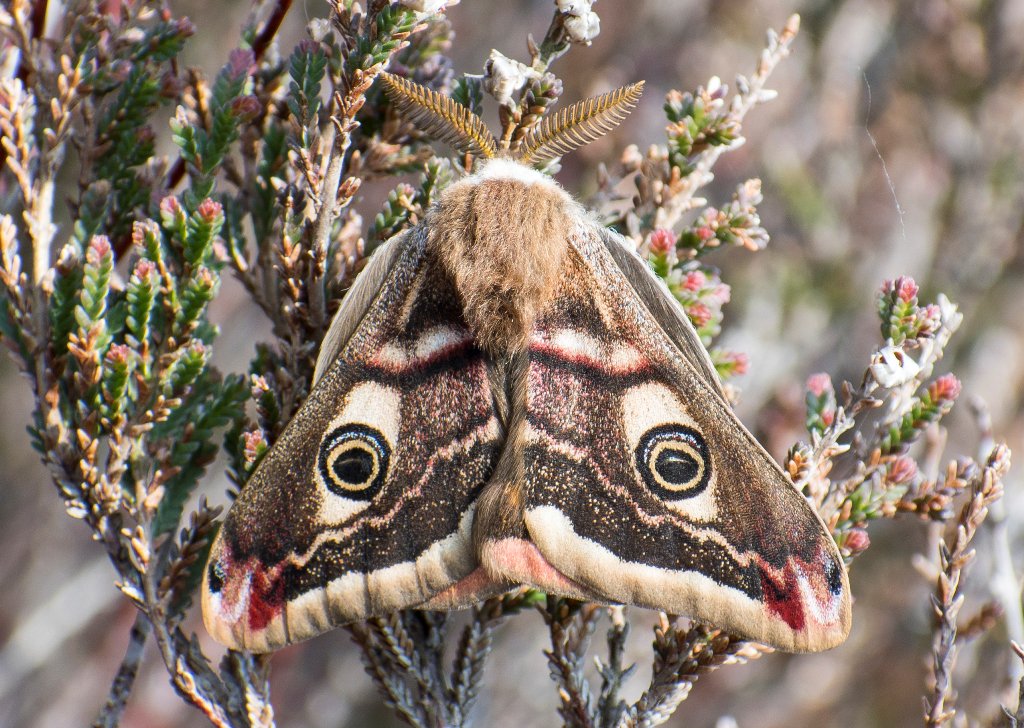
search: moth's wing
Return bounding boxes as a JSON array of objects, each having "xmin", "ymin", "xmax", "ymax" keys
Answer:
[
  {"xmin": 491, "ymin": 224, "xmax": 851, "ymax": 652},
  {"xmin": 597, "ymin": 228, "xmax": 727, "ymax": 400},
  {"xmin": 311, "ymin": 236, "xmax": 408, "ymax": 384},
  {"xmin": 203, "ymin": 229, "xmax": 507, "ymax": 653}
]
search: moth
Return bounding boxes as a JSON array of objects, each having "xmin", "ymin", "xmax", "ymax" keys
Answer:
[{"xmin": 202, "ymin": 72, "xmax": 851, "ymax": 654}]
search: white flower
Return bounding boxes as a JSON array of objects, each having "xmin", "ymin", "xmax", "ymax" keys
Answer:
[
  {"xmin": 869, "ymin": 344, "xmax": 921, "ymax": 388},
  {"xmin": 557, "ymin": 0, "xmax": 600, "ymax": 44},
  {"xmin": 400, "ymin": 0, "xmax": 459, "ymax": 15},
  {"xmin": 483, "ymin": 50, "xmax": 536, "ymax": 105},
  {"xmin": 936, "ymin": 293, "xmax": 963, "ymax": 332}
]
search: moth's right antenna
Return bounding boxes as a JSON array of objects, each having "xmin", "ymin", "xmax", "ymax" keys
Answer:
[
  {"xmin": 516, "ymin": 81, "xmax": 644, "ymax": 164},
  {"xmin": 379, "ymin": 72, "xmax": 498, "ymax": 160}
]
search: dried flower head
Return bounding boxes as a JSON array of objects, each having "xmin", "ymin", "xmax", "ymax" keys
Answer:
[
  {"xmin": 870, "ymin": 344, "xmax": 922, "ymax": 388},
  {"xmin": 557, "ymin": 0, "xmax": 601, "ymax": 44},
  {"xmin": 401, "ymin": 0, "xmax": 459, "ymax": 14},
  {"xmin": 483, "ymin": 50, "xmax": 538, "ymax": 105}
]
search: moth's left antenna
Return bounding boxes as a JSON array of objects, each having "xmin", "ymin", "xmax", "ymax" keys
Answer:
[
  {"xmin": 379, "ymin": 72, "xmax": 498, "ymax": 159},
  {"xmin": 515, "ymin": 81, "xmax": 644, "ymax": 164}
]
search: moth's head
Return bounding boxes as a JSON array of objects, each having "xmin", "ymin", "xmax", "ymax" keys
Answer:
[{"xmin": 379, "ymin": 72, "xmax": 644, "ymax": 168}]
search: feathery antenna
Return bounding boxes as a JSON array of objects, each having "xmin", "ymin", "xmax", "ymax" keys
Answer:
[
  {"xmin": 380, "ymin": 72, "xmax": 498, "ymax": 159},
  {"xmin": 379, "ymin": 73, "xmax": 643, "ymax": 164},
  {"xmin": 517, "ymin": 82, "xmax": 645, "ymax": 163}
]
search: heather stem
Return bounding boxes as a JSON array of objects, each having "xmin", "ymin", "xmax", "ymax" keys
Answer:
[{"xmin": 92, "ymin": 612, "xmax": 150, "ymax": 728}]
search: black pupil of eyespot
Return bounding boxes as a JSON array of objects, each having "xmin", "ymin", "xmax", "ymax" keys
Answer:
[
  {"xmin": 333, "ymin": 448, "xmax": 374, "ymax": 484},
  {"xmin": 655, "ymin": 447, "xmax": 699, "ymax": 485}
]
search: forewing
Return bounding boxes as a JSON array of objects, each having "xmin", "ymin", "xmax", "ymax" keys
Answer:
[
  {"xmin": 516, "ymin": 225, "xmax": 850, "ymax": 652},
  {"xmin": 203, "ymin": 229, "xmax": 505, "ymax": 652}
]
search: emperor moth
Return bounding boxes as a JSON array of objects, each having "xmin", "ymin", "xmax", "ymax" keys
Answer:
[{"xmin": 202, "ymin": 73, "xmax": 851, "ymax": 654}]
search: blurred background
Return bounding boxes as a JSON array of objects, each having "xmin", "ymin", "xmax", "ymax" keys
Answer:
[{"xmin": 1, "ymin": 0, "xmax": 1023, "ymax": 726}]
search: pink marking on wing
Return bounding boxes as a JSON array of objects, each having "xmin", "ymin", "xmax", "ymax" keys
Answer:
[
  {"xmin": 246, "ymin": 563, "xmax": 286, "ymax": 631},
  {"xmin": 530, "ymin": 333, "xmax": 653, "ymax": 377},
  {"xmin": 416, "ymin": 567, "xmax": 499, "ymax": 609},
  {"xmin": 481, "ymin": 537, "xmax": 588, "ymax": 595}
]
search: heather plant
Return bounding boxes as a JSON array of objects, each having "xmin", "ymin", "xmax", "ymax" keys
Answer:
[{"xmin": 0, "ymin": 1, "xmax": 1019, "ymax": 727}]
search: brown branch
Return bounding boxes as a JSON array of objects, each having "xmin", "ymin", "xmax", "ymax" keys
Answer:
[
  {"xmin": 1003, "ymin": 642, "xmax": 1024, "ymax": 727},
  {"xmin": 252, "ymin": 0, "xmax": 293, "ymax": 62},
  {"xmin": 29, "ymin": 0, "xmax": 48, "ymax": 40},
  {"xmin": 652, "ymin": 14, "xmax": 800, "ymax": 234},
  {"xmin": 92, "ymin": 612, "xmax": 150, "ymax": 728},
  {"xmin": 924, "ymin": 444, "xmax": 1011, "ymax": 727}
]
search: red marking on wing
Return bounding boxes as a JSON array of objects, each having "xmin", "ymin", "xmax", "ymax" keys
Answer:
[
  {"xmin": 247, "ymin": 567, "xmax": 285, "ymax": 631},
  {"xmin": 369, "ymin": 338, "xmax": 474, "ymax": 374},
  {"xmin": 215, "ymin": 549, "xmax": 286, "ymax": 634},
  {"xmin": 530, "ymin": 340, "xmax": 653, "ymax": 377},
  {"xmin": 759, "ymin": 560, "xmax": 806, "ymax": 632}
]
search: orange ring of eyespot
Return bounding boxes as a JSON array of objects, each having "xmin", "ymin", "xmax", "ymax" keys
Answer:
[
  {"xmin": 325, "ymin": 440, "xmax": 380, "ymax": 491},
  {"xmin": 318, "ymin": 424, "xmax": 390, "ymax": 501},
  {"xmin": 635, "ymin": 424, "xmax": 711, "ymax": 501},
  {"xmin": 648, "ymin": 439, "xmax": 705, "ymax": 491}
]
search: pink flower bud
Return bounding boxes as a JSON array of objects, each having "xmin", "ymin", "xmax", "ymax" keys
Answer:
[
  {"xmin": 160, "ymin": 196, "xmax": 182, "ymax": 216},
  {"xmin": 918, "ymin": 303, "xmax": 942, "ymax": 335},
  {"xmin": 193, "ymin": 266, "xmax": 215, "ymax": 287},
  {"xmin": 928, "ymin": 374, "xmax": 962, "ymax": 402},
  {"xmin": 682, "ymin": 270, "xmax": 707, "ymax": 291},
  {"xmin": 243, "ymin": 429, "xmax": 267, "ymax": 463},
  {"xmin": 648, "ymin": 228, "xmax": 676, "ymax": 255},
  {"xmin": 250, "ymin": 374, "xmax": 270, "ymax": 398},
  {"xmin": 106, "ymin": 344, "xmax": 131, "ymax": 364},
  {"xmin": 133, "ymin": 259, "xmax": 156, "ymax": 280},
  {"xmin": 695, "ymin": 226, "xmax": 716, "ymax": 242},
  {"xmin": 806, "ymin": 372, "xmax": 832, "ymax": 397},
  {"xmin": 896, "ymin": 277, "xmax": 918, "ymax": 302},
  {"xmin": 883, "ymin": 275, "xmax": 918, "ymax": 303},
  {"xmin": 686, "ymin": 301, "xmax": 712, "ymax": 328},
  {"xmin": 709, "ymin": 282, "xmax": 731, "ymax": 304},
  {"xmin": 196, "ymin": 198, "xmax": 223, "ymax": 223},
  {"xmin": 727, "ymin": 351, "xmax": 749, "ymax": 376},
  {"xmin": 887, "ymin": 456, "xmax": 917, "ymax": 484},
  {"xmin": 844, "ymin": 528, "xmax": 870, "ymax": 554},
  {"xmin": 88, "ymin": 235, "xmax": 112, "ymax": 261}
]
